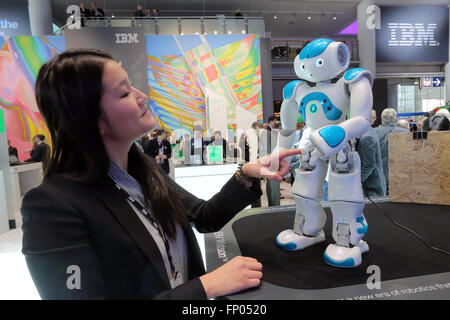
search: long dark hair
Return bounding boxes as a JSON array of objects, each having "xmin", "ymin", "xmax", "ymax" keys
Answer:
[{"xmin": 35, "ymin": 48, "xmax": 186, "ymax": 239}]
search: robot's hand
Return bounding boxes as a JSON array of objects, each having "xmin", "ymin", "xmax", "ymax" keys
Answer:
[
  {"xmin": 309, "ymin": 125, "xmax": 348, "ymax": 157},
  {"xmin": 300, "ymin": 144, "xmax": 326, "ymax": 170}
]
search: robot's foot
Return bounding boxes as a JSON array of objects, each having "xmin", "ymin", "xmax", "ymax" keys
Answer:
[
  {"xmin": 323, "ymin": 240, "xmax": 369, "ymax": 268},
  {"xmin": 276, "ymin": 229, "xmax": 325, "ymax": 251}
]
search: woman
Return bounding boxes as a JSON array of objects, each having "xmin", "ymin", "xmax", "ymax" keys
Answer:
[
  {"xmin": 21, "ymin": 49, "xmax": 299, "ymax": 299},
  {"xmin": 145, "ymin": 129, "xmax": 172, "ymax": 174}
]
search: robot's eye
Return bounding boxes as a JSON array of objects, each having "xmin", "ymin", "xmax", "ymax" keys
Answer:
[
  {"xmin": 315, "ymin": 59, "xmax": 324, "ymax": 67},
  {"xmin": 301, "ymin": 63, "xmax": 305, "ymax": 70}
]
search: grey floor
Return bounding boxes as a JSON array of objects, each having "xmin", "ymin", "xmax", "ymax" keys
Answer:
[{"xmin": 0, "ymin": 179, "xmax": 294, "ymax": 300}]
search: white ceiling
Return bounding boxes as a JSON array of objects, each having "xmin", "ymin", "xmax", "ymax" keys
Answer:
[{"xmin": 51, "ymin": 0, "xmax": 450, "ymax": 38}]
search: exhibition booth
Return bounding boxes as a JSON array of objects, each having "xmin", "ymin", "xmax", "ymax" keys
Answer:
[{"xmin": 0, "ymin": 0, "xmax": 449, "ymax": 301}]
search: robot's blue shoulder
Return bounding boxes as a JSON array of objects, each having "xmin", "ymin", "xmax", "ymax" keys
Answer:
[
  {"xmin": 283, "ymin": 80, "xmax": 306, "ymax": 100},
  {"xmin": 343, "ymin": 68, "xmax": 374, "ymax": 87}
]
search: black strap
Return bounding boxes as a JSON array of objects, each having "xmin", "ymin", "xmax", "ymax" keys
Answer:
[{"xmin": 114, "ymin": 183, "xmax": 178, "ymax": 281}]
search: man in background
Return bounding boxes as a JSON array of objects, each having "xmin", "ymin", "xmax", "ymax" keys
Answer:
[
  {"xmin": 24, "ymin": 134, "xmax": 50, "ymax": 167},
  {"xmin": 211, "ymin": 130, "xmax": 230, "ymax": 160},
  {"xmin": 356, "ymin": 128, "xmax": 386, "ymax": 197},
  {"xmin": 8, "ymin": 140, "xmax": 18, "ymax": 164},
  {"xmin": 370, "ymin": 109, "xmax": 377, "ymax": 127},
  {"xmin": 373, "ymin": 108, "xmax": 409, "ymax": 194},
  {"xmin": 259, "ymin": 115, "xmax": 280, "ymax": 206},
  {"xmin": 396, "ymin": 119, "xmax": 410, "ymax": 131},
  {"xmin": 189, "ymin": 125, "xmax": 211, "ymax": 165}
]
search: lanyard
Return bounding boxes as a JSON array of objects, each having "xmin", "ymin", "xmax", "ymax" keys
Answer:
[{"xmin": 114, "ymin": 183, "xmax": 179, "ymax": 281}]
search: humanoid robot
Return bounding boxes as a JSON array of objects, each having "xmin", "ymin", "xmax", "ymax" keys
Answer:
[{"xmin": 275, "ymin": 38, "xmax": 373, "ymax": 268}]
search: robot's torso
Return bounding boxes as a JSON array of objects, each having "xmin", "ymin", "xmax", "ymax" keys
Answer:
[{"xmin": 295, "ymin": 79, "xmax": 349, "ymax": 131}]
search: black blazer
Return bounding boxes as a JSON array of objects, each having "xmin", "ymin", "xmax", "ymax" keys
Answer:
[
  {"xmin": 25, "ymin": 142, "xmax": 50, "ymax": 167},
  {"xmin": 145, "ymin": 139, "xmax": 172, "ymax": 173},
  {"xmin": 21, "ymin": 165, "xmax": 262, "ymax": 300},
  {"xmin": 8, "ymin": 146, "xmax": 18, "ymax": 158}
]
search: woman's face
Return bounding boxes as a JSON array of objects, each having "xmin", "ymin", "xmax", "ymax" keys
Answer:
[{"xmin": 99, "ymin": 60, "xmax": 156, "ymax": 144}]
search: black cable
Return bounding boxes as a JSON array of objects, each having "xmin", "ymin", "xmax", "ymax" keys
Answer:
[{"xmin": 363, "ymin": 186, "xmax": 450, "ymax": 256}]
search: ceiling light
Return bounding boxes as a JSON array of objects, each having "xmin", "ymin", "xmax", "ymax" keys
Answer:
[
  {"xmin": 241, "ymin": 30, "xmax": 246, "ymax": 34},
  {"xmin": 307, "ymin": 14, "xmax": 312, "ymax": 20},
  {"xmin": 228, "ymin": 31, "xmax": 232, "ymax": 34},
  {"xmin": 333, "ymin": 14, "xmax": 337, "ymax": 20},
  {"xmin": 214, "ymin": 30, "xmax": 218, "ymax": 34},
  {"xmin": 273, "ymin": 13, "xmax": 277, "ymax": 19}
]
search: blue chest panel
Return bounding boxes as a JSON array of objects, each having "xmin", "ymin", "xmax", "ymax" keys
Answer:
[
  {"xmin": 299, "ymin": 92, "xmax": 342, "ymax": 122},
  {"xmin": 299, "ymin": 38, "xmax": 333, "ymax": 60}
]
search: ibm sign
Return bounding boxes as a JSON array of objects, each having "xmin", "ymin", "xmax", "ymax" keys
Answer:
[{"xmin": 376, "ymin": 6, "xmax": 448, "ymax": 63}]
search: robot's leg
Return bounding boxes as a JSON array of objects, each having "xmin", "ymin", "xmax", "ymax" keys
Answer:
[
  {"xmin": 324, "ymin": 151, "xmax": 369, "ymax": 268},
  {"xmin": 276, "ymin": 152, "xmax": 328, "ymax": 251}
]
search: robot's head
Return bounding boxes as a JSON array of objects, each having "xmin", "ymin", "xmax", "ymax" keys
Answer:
[{"xmin": 294, "ymin": 38, "xmax": 350, "ymax": 83}]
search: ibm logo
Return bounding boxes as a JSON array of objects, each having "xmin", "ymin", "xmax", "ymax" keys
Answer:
[
  {"xmin": 115, "ymin": 33, "xmax": 140, "ymax": 44},
  {"xmin": 388, "ymin": 23, "xmax": 439, "ymax": 47}
]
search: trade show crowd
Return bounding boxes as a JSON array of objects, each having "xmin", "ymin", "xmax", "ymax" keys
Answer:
[
  {"xmin": 9, "ymin": 108, "xmax": 449, "ymax": 207},
  {"xmin": 75, "ymin": 2, "xmax": 245, "ymax": 20},
  {"xmin": 129, "ymin": 106, "xmax": 450, "ymax": 207}
]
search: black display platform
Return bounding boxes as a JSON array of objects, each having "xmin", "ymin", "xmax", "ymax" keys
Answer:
[
  {"xmin": 232, "ymin": 202, "xmax": 450, "ymax": 290},
  {"xmin": 204, "ymin": 201, "xmax": 450, "ymax": 300}
]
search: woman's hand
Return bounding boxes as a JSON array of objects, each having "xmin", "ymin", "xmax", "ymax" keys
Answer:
[
  {"xmin": 199, "ymin": 256, "xmax": 263, "ymax": 299},
  {"xmin": 241, "ymin": 149, "xmax": 302, "ymax": 182}
]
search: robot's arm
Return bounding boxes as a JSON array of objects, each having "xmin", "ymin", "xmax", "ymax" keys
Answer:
[
  {"xmin": 310, "ymin": 69, "xmax": 373, "ymax": 157},
  {"xmin": 276, "ymin": 80, "xmax": 304, "ymax": 152}
]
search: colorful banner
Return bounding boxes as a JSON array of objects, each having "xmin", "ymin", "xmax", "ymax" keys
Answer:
[
  {"xmin": 146, "ymin": 34, "xmax": 263, "ymax": 138},
  {"xmin": 0, "ymin": 35, "xmax": 64, "ymax": 161}
]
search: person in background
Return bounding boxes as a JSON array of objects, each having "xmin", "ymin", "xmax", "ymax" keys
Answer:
[
  {"xmin": 24, "ymin": 134, "xmax": 50, "ymax": 167},
  {"xmin": 8, "ymin": 140, "xmax": 19, "ymax": 164},
  {"xmin": 259, "ymin": 116, "xmax": 280, "ymax": 206},
  {"xmin": 423, "ymin": 114, "xmax": 450, "ymax": 131},
  {"xmin": 145, "ymin": 129, "xmax": 172, "ymax": 174},
  {"xmin": 396, "ymin": 118, "xmax": 410, "ymax": 131},
  {"xmin": 415, "ymin": 116, "xmax": 424, "ymax": 132},
  {"xmin": 151, "ymin": 8, "xmax": 160, "ymax": 17},
  {"xmin": 238, "ymin": 132, "xmax": 250, "ymax": 163},
  {"xmin": 235, "ymin": 8, "xmax": 243, "ymax": 17},
  {"xmin": 135, "ymin": 4, "xmax": 146, "ymax": 17},
  {"xmin": 169, "ymin": 131, "xmax": 183, "ymax": 161},
  {"xmin": 139, "ymin": 134, "xmax": 150, "ymax": 151},
  {"xmin": 211, "ymin": 130, "xmax": 230, "ymax": 160},
  {"xmin": 79, "ymin": 3, "xmax": 91, "ymax": 26},
  {"xmin": 91, "ymin": 2, "xmax": 105, "ymax": 17},
  {"xmin": 267, "ymin": 115, "xmax": 278, "ymax": 131},
  {"xmin": 150, "ymin": 129, "xmax": 158, "ymax": 140},
  {"xmin": 8, "ymin": 139, "xmax": 18, "ymax": 159},
  {"xmin": 189, "ymin": 125, "xmax": 211, "ymax": 164},
  {"xmin": 21, "ymin": 48, "xmax": 300, "ymax": 299},
  {"xmin": 146, "ymin": 8, "xmax": 153, "ymax": 18},
  {"xmin": 370, "ymin": 109, "xmax": 377, "ymax": 127},
  {"xmin": 373, "ymin": 108, "xmax": 409, "ymax": 194},
  {"xmin": 356, "ymin": 128, "xmax": 386, "ymax": 197}
]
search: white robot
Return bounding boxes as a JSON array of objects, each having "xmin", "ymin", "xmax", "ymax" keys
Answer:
[{"xmin": 275, "ymin": 38, "xmax": 373, "ymax": 268}]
